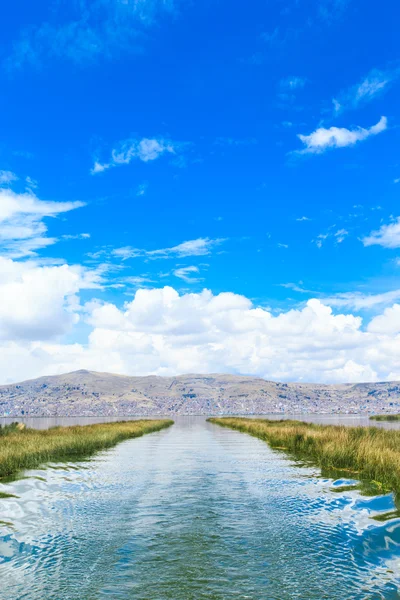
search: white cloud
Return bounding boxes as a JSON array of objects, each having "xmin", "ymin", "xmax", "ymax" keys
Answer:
[
  {"xmin": 173, "ymin": 265, "xmax": 201, "ymax": 283},
  {"xmin": 62, "ymin": 233, "xmax": 91, "ymax": 241},
  {"xmin": 333, "ymin": 67, "xmax": 400, "ymax": 114},
  {"xmin": 5, "ymin": 283, "xmax": 400, "ymax": 383},
  {"xmin": 0, "ymin": 257, "xmax": 101, "ymax": 343},
  {"xmin": 91, "ymin": 161, "xmax": 110, "ymax": 174},
  {"xmin": 323, "ymin": 289, "xmax": 400, "ymax": 311},
  {"xmin": 112, "ymin": 246, "xmax": 141, "ymax": 260},
  {"xmin": 314, "ymin": 228, "xmax": 348, "ymax": 248},
  {"xmin": 355, "ymin": 75, "xmax": 389, "ymax": 101},
  {"xmin": 25, "ymin": 176, "xmax": 38, "ymax": 190},
  {"xmin": 362, "ymin": 218, "xmax": 400, "ymax": 249},
  {"xmin": 0, "ymin": 186, "xmax": 84, "ymax": 258},
  {"xmin": 368, "ymin": 304, "xmax": 400, "ymax": 334},
  {"xmin": 124, "ymin": 276, "xmax": 154, "ymax": 288},
  {"xmin": 280, "ymin": 282, "xmax": 313, "ymax": 294},
  {"xmin": 0, "ymin": 170, "xmax": 18, "ymax": 185},
  {"xmin": 91, "ymin": 137, "xmax": 176, "ymax": 174},
  {"xmin": 335, "ymin": 228, "xmax": 348, "ymax": 243},
  {"xmin": 296, "ymin": 216, "xmax": 311, "ymax": 221},
  {"xmin": 297, "ymin": 116, "xmax": 387, "ymax": 154},
  {"xmin": 112, "ymin": 237, "xmax": 225, "ymax": 261}
]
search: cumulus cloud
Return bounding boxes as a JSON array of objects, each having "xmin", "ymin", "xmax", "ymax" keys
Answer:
[
  {"xmin": 91, "ymin": 137, "xmax": 177, "ymax": 174},
  {"xmin": 368, "ymin": 304, "xmax": 400, "ymax": 334},
  {"xmin": 297, "ymin": 116, "xmax": 387, "ymax": 154},
  {"xmin": 362, "ymin": 217, "xmax": 400, "ymax": 249},
  {"xmin": 4, "ymin": 284, "xmax": 400, "ymax": 384},
  {"xmin": 112, "ymin": 238, "xmax": 225, "ymax": 261},
  {"xmin": 0, "ymin": 257, "xmax": 101, "ymax": 343},
  {"xmin": 0, "ymin": 186, "xmax": 84, "ymax": 258}
]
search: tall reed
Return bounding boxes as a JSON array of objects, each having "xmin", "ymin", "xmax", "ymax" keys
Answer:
[
  {"xmin": 0, "ymin": 420, "xmax": 173, "ymax": 479},
  {"xmin": 209, "ymin": 417, "xmax": 400, "ymax": 495}
]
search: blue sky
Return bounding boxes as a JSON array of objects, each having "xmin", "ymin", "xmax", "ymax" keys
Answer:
[{"xmin": 1, "ymin": 0, "xmax": 400, "ymax": 384}]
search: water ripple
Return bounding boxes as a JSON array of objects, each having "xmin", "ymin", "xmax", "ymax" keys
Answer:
[{"xmin": 1, "ymin": 417, "xmax": 400, "ymax": 599}]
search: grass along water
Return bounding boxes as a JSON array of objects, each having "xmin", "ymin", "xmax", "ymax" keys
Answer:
[
  {"xmin": 370, "ymin": 414, "xmax": 400, "ymax": 421},
  {"xmin": 0, "ymin": 419, "xmax": 173, "ymax": 479},
  {"xmin": 208, "ymin": 417, "xmax": 400, "ymax": 497}
]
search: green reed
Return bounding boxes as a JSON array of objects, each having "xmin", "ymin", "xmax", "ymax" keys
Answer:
[
  {"xmin": 208, "ymin": 417, "xmax": 400, "ymax": 496},
  {"xmin": 0, "ymin": 419, "xmax": 173, "ymax": 479}
]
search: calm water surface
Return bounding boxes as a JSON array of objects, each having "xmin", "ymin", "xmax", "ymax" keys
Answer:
[{"xmin": 1, "ymin": 416, "xmax": 400, "ymax": 599}]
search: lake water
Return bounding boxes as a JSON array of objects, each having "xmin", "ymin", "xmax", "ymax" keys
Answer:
[
  {"xmin": 1, "ymin": 416, "xmax": 400, "ymax": 599},
  {"xmin": 2, "ymin": 412, "xmax": 400, "ymax": 429}
]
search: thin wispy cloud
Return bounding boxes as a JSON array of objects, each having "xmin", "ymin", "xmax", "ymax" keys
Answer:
[
  {"xmin": 314, "ymin": 228, "xmax": 348, "ymax": 248},
  {"xmin": 136, "ymin": 183, "xmax": 148, "ymax": 197},
  {"xmin": 8, "ymin": 0, "xmax": 179, "ymax": 68},
  {"xmin": 112, "ymin": 238, "xmax": 226, "ymax": 261},
  {"xmin": 0, "ymin": 183, "xmax": 84, "ymax": 258},
  {"xmin": 335, "ymin": 228, "xmax": 348, "ymax": 243},
  {"xmin": 279, "ymin": 282, "xmax": 313, "ymax": 294},
  {"xmin": 62, "ymin": 233, "xmax": 91, "ymax": 241},
  {"xmin": 323, "ymin": 289, "xmax": 400, "ymax": 311},
  {"xmin": 279, "ymin": 76, "xmax": 307, "ymax": 90},
  {"xmin": 0, "ymin": 171, "xmax": 18, "ymax": 185},
  {"xmin": 91, "ymin": 137, "xmax": 178, "ymax": 174},
  {"xmin": 297, "ymin": 116, "xmax": 387, "ymax": 154},
  {"xmin": 333, "ymin": 66, "xmax": 400, "ymax": 114},
  {"xmin": 173, "ymin": 265, "xmax": 202, "ymax": 283},
  {"xmin": 123, "ymin": 275, "xmax": 155, "ymax": 288}
]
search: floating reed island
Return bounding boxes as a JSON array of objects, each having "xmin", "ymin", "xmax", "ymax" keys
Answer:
[
  {"xmin": 370, "ymin": 414, "xmax": 400, "ymax": 422},
  {"xmin": 208, "ymin": 417, "xmax": 400, "ymax": 496},
  {"xmin": 0, "ymin": 419, "xmax": 173, "ymax": 479}
]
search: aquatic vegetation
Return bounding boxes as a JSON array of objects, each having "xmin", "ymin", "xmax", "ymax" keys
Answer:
[
  {"xmin": 0, "ymin": 420, "xmax": 173, "ymax": 479},
  {"xmin": 0, "ymin": 422, "xmax": 25, "ymax": 436},
  {"xmin": 370, "ymin": 414, "xmax": 400, "ymax": 421},
  {"xmin": 0, "ymin": 491, "xmax": 19, "ymax": 499},
  {"xmin": 208, "ymin": 417, "xmax": 400, "ymax": 497}
]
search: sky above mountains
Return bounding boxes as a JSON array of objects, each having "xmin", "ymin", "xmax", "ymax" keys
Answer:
[{"xmin": 1, "ymin": 0, "xmax": 400, "ymax": 384}]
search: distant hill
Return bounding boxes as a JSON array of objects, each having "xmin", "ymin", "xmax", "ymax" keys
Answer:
[{"xmin": 0, "ymin": 370, "xmax": 400, "ymax": 417}]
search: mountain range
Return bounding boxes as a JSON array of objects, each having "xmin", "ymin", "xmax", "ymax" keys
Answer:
[{"xmin": 1, "ymin": 370, "xmax": 400, "ymax": 416}]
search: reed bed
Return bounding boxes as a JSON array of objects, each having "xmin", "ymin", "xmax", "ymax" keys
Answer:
[
  {"xmin": 0, "ymin": 419, "xmax": 173, "ymax": 479},
  {"xmin": 208, "ymin": 417, "xmax": 400, "ymax": 495},
  {"xmin": 370, "ymin": 414, "xmax": 400, "ymax": 422}
]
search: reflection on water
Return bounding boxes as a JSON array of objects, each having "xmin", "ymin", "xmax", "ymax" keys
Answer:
[{"xmin": 1, "ymin": 417, "xmax": 400, "ymax": 599}]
